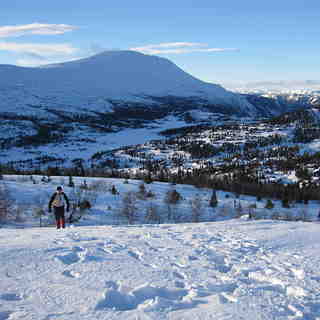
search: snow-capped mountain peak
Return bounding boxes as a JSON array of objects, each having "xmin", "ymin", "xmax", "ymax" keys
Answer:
[{"xmin": 0, "ymin": 50, "xmax": 255, "ymax": 117}]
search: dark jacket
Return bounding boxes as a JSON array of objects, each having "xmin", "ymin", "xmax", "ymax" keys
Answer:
[{"xmin": 49, "ymin": 192, "xmax": 70, "ymax": 212}]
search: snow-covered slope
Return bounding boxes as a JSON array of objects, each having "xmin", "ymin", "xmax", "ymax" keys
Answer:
[
  {"xmin": 1, "ymin": 221, "xmax": 319, "ymax": 319},
  {"xmin": 0, "ymin": 50, "xmax": 255, "ymax": 116},
  {"xmin": 1, "ymin": 176, "xmax": 320, "ymax": 319}
]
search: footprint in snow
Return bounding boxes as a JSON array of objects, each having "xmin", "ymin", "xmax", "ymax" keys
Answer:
[
  {"xmin": 0, "ymin": 293, "xmax": 22, "ymax": 301},
  {"xmin": 62, "ymin": 270, "xmax": 81, "ymax": 278},
  {"xmin": 95, "ymin": 282, "xmax": 198, "ymax": 312},
  {"xmin": 127, "ymin": 250, "xmax": 143, "ymax": 261},
  {"xmin": 204, "ymin": 249, "xmax": 232, "ymax": 273},
  {"xmin": 172, "ymin": 270, "xmax": 186, "ymax": 280},
  {"xmin": 102, "ymin": 241, "xmax": 126, "ymax": 254},
  {"xmin": 188, "ymin": 255, "xmax": 199, "ymax": 261},
  {"xmin": 290, "ymin": 268, "xmax": 305, "ymax": 280},
  {"xmin": 55, "ymin": 246, "xmax": 86, "ymax": 265},
  {"xmin": 174, "ymin": 281, "xmax": 186, "ymax": 289},
  {"xmin": 0, "ymin": 311, "xmax": 12, "ymax": 320},
  {"xmin": 44, "ymin": 247, "xmax": 67, "ymax": 254}
]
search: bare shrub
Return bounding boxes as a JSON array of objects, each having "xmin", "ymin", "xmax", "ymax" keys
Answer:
[
  {"xmin": 145, "ymin": 202, "xmax": 161, "ymax": 224},
  {"xmin": 217, "ymin": 204, "xmax": 232, "ymax": 218},
  {"xmin": 33, "ymin": 207, "xmax": 46, "ymax": 227},
  {"xmin": 146, "ymin": 190, "xmax": 155, "ymax": 198},
  {"xmin": 271, "ymin": 211, "xmax": 281, "ymax": 220},
  {"xmin": 12, "ymin": 204, "xmax": 27, "ymax": 223},
  {"xmin": 88, "ymin": 180, "xmax": 109, "ymax": 192},
  {"xmin": 190, "ymin": 194, "xmax": 203, "ymax": 223},
  {"xmin": 59, "ymin": 177, "xmax": 65, "ymax": 186},
  {"xmin": 17, "ymin": 175, "xmax": 29, "ymax": 183},
  {"xmin": 68, "ymin": 187, "xmax": 97, "ymax": 223},
  {"xmin": 164, "ymin": 189, "xmax": 181, "ymax": 205},
  {"xmin": 33, "ymin": 192, "xmax": 50, "ymax": 227},
  {"xmin": 244, "ymin": 203, "xmax": 257, "ymax": 219},
  {"xmin": 136, "ymin": 183, "xmax": 147, "ymax": 200},
  {"xmin": 30, "ymin": 175, "xmax": 37, "ymax": 184},
  {"xmin": 79, "ymin": 180, "xmax": 88, "ymax": 190},
  {"xmin": 282, "ymin": 210, "xmax": 294, "ymax": 221},
  {"xmin": 0, "ymin": 183, "xmax": 13, "ymax": 224},
  {"xmin": 163, "ymin": 189, "xmax": 181, "ymax": 222},
  {"xmin": 120, "ymin": 191, "xmax": 137, "ymax": 224},
  {"xmin": 234, "ymin": 201, "xmax": 244, "ymax": 218},
  {"xmin": 299, "ymin": 207, "xmax": 310, "ymax": 222}
]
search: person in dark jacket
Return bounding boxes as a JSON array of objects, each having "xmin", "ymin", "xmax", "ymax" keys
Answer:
[{"xmin": 49, "ymin": 186, "xmax": 70, "ymax": 229}]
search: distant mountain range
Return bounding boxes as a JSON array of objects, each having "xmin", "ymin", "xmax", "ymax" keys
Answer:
[
  {"xmin": 2, "ymin": 51, "xmax": 318, "ymax": 122},
  {"xmin": 1, "ymin": 51, "xmax": 320, "ymax": 169},
  {"xmin": 224, "ymin": 80, "xmax": 320, "ymax": 92}
]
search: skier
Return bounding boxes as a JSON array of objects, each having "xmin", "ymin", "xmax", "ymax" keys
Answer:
[{"xmin": 48, "ymin": 186, "xmax": 70, "ymax": 229}]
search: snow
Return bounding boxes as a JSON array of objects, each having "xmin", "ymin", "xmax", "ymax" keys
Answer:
[
  {"xmin": 0, "ymin": 120, "xmax": 36, "ymax": 139},
  {"xmin": 1, "ymin": 176, "xmax": 320, "ymax": 319},
  {"xmin": 0, "ymin": 115, "xmax": 197, "ymax": 165},
  {"xmin": 0, "ymin": 50, "xmax": 255, "ymax": 117},
  {"xmin": 1, "ymin": 220, "xmax": 320, "ymax": 319}
]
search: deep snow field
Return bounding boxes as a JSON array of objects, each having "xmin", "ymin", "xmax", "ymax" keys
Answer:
[{"xmin": 1, "ymin": 176, "xmax": 320, "ymax": 319}]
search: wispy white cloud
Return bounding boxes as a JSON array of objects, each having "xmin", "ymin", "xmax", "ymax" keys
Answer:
[
  {"xmin": 130, "ymin": 42, "xmax": 239, "ymax": 55},
  {"xmin": 0, "ymin": 23, "xmax": 77, "ymax": 38},
  {"xmin": 15, "ymin": 58, "xmax": 52, "ymax": 67},
  {"xmin": 0, "ymin": 23, "xmax": 79, "ymax": 66},
  {"xmin": 15, "ymin": 55, "xmax": 83, "ymax": 67},
  {"xmin": 0, "ymin": 42, "xmax": 78, "ymax": 56}
]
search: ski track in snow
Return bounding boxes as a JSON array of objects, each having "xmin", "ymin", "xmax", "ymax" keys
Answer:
[{"xmin": 0, "ymin": 221, "xmax": 320, "ymax": 319}]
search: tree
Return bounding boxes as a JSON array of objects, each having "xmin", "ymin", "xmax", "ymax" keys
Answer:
[
  {"xmin": 164, "ymin": 189, "xmax": 181, "ymax": 205},
  {"xmin": 68, "ymin": 175, "xmax": 75, "ymax": 187},
  {"xmin": 164, "ymin": 189, "xmax": 181, "ymax": 222},
  {"xmin": 143, "ymin": 172, "xmax": 153, "ymax": 184},
  {"xmin": 265, "ymin": 199, "xmax": 274, "ymax": 209},
  {"xmin": 281, "ymin": 198, "xmax": 290, "ymax": 208},
  {"xmin": 111, "ymin": 185, "xmax": 118, "ymax": 195},
  {"xmin": 209, "ymin": 189, "xmax": 218, "ymax": 207},
  {"xmin": 296, "ymin": 167, "xmax": 311, "ymax": 181},
  {"xmin": 137, "ymin": 183, "xmax": 147, "ymax": 200}
]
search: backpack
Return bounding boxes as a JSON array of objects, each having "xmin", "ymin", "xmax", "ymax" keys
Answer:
[{"xmin": 52, "ymin": 192, "xmax": 65, "ymax": 207}]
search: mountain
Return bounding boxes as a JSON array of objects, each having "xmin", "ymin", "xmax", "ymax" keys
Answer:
[
  {"xmin": 243, "ymin": 91, "xmax": 320, "ymax": 116},
  {"xmin": 0, "ymin": 50, "xmax": 255, "ymax": 118},
  {"xmin": 2, "ymin": 51, "xmax": 319, "ymax": 170},
  {"xmin": 225, "ymin": 80, "xmax": 320, "ymax": 92}
]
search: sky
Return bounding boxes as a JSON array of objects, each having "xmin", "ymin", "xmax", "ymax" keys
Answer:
[{"xmin": 0, "ymin": 0, "xmax": 319, "ymax": 86}]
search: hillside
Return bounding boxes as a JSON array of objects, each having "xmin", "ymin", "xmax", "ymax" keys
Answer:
[
  {"xmin": 0, "ymin": 50, "xmax": 254, "ymax": 117},
  {"xmin": 1, "ymin": 51, "xmax": 320, "ymax": 175},
  {"xmin": 1, "ymin": 175, "xmax": 320, "ymax": 320}
]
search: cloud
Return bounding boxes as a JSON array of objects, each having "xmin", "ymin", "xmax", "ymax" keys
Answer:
[
  {"xmin": 0, "ymin": 42, "xmax": 78, "ymax": 56},
  {"xmin": 15, "ymin": 58, "xmax": 52, "ymax": 67},
  {"xmin": 130, "ymin": 42, "xmax": 239, "ymax": 55},
  {"xmin": 0, "ymin": 23, "xmax": 77, "ymax": 38}
]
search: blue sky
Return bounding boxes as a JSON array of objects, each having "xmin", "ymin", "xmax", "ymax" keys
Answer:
[{"xmin": 0, "ymin": 0, "xmax": 319, "ymax": 85}]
